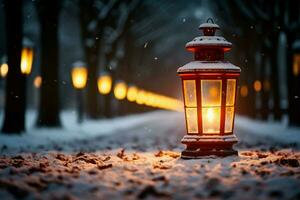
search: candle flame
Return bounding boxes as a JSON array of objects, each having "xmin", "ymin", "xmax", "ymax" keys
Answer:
[{"xmin": 206, "ymin": 108, "xmax": 215, "ymax": 122}]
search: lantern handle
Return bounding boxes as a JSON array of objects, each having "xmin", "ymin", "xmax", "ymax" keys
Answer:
[{"xmin": 206, "ymin": 18, "xmax": 214, "ymax": 24}]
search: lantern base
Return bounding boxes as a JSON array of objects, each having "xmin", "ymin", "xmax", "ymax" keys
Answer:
[{"xmin": 181, "ymin": 134, "xmax": 238, "ymax": 159}]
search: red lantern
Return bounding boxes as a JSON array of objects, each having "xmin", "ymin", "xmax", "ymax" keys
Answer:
[{"xmin": 177, "ymin": 19, "xmax": 241, "ymax": 158}]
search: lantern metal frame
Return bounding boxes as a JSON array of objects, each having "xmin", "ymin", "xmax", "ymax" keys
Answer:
[{"xmin": 177, "ymin": 19, "xmax": 241, "ymax": 158}]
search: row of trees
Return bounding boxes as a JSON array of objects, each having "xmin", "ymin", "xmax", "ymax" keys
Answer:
[
  {"xmin": 2, "ymin": 0, "xmax": 62, "ymax": 132},
  {"xmin": 2, "ymin": 0, "xmax": 141, "ymax": 133},
  {"xmin": 2, "ymin": 0, "xmax": 192, "ymax": 133},
  {"xmin": 212, "ymin": 0, "xmax": 300, "ymax": 127}
]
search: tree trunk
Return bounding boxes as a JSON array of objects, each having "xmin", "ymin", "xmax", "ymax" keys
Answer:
[
  {"xmin": 102, "ymin": 42, "xmax": 119, "ymax": 118},
  {"xmin": 103, "ymin": 66, "xmax": 115, "ymax": 118},
  {"xmin": 117, "ymin": 34, "xmax": 133, "ymax": 116},
  {"xmin": 36, "ymin": 0, "xmax": 61, "ymax": 127},
  {"xmin": 269, "ymin": 37, "xmax": 282, "ymax": 121},
  {"xmin": 79, "ymin": 0, "xmax": 101, "ymax": 119},
  {"xmin": 260, "ymin": 50, "xmax": 269, "ymax": 120},
  {"xmin": 85, "ymin": 50, "xmax": 100, "ymax": 119},
  {"xmin": 1, "ymin": 0, "xmax": 25, "ymax": 133},
  {"xmin": 286, "ymin": 34, "xmax": 300, "ymax": 127},
  {"xmin": 243, "ymin": 42, "xmax": 256, "ymax": 118}
]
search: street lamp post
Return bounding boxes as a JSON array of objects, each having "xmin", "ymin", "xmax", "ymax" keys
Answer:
[
  {"xmin": 177, "ymin": 19, "xmax": 241, "ymax": 158},
  {"xmin": 21, "ymin": 38, "xmax": 34, "ymax": 131},
  {"xmin": 290, "ymin": 40, "xmax": 300, "ymax": 126},
  {"xmin": 97, "ymin": 72, "xmax": 113, "ymax": 117},
  {"xmin": 71, "ymin": 62, "xmax": 88, "ymax": 124},
  {"xmin": 97, "ymin": 72, "xmax": 112, "ymax": 95}
]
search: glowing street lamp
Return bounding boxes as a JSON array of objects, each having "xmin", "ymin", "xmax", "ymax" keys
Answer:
[
  {"xmin": 21, "ymin": 39, "xmax": 34, "ymax": 75},
  {"xmin": 97, "ymin": 72, "xmax": 112, "ymax": 95},
  {"xmin": 253, "ymin": 80, "xmax": 262, "ymax": 93},
  {"xmin": 114, "ymin": 81, "xmax": 127, "ymax": 100},
  {"xmin": 0, "ymin": 57, "xmax": 8, "ymax": 78},
  {"xmin": 240, "ymin": 85, "xmax": 248, "ymax": 97},
  {"xmin": 71, "ymin": 61, "xmax": 88, "ymax": 123},
  {"xmin": 33, "ymin": 75, "xmax": 42, "ymax": 89},
  {"xmin": 177, "ymin": 19, "xmax": 241, "ymax": 158},
  {"xmin": 71, "ymin": 63, "xmax": 88, "ymax": 89},
  {"xmin": 127, "ymin": 85, "xmax": 138, "ymax": 102},
  {"xmin": 136, "ymin": 90, "xmax": 147, "ymax": 105},
  {"xmin": 293, "ymin": 40, "xmax": 300, "ymax": 77}
]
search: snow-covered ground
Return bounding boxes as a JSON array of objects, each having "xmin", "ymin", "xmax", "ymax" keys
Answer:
[
  {"xmin": 0, "ymin": 110, "xmax": 299, "ymax": 152},
  {"xmin": 0, "ymin": 111, "xmax": 299, "ymax": 200},
  {"xmin": 0, "ymin": 111, "xmax": 174, "ymax": 152},
  {"xmin": 235, "ymin": 116, "xmax": 300, "ymax": 149}
]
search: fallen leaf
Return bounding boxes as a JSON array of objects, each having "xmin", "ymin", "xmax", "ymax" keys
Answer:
[{"xmin": 98, "ymin": 163, "xmax": 112, "ymax": 170}]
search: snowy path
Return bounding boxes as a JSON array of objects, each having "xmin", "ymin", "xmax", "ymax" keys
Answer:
[{"xmin": 0, "ymin": 111, "xmax": 300, "ymax": 199}]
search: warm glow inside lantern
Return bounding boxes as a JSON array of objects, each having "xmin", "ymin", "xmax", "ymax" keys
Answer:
[
  {"xmin": 71, "ymin": 63, "xmax": 88, "ymax": 89},
  {"xmin": 98, "ymin": 73, "xmax": 112, "ymax": 94},
  {"xmin": 114, "ymin": 81, "xmax": 127, "ymax": 100},
  {"xmin": 177, "ymin": 19, "xmax": 241, "ymax": 158}
]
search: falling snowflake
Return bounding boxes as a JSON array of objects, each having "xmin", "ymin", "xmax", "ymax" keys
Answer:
[
  {"xmin": 144, "ymin": 42, "xmax": 148, "ymax": 48},
  {"xmin": 182, "ymin": 18, "xmax": 186, "ymax": 23}
]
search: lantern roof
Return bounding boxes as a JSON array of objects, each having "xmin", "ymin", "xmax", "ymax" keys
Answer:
[
  {"xmin": 177, "ymin": 61, "xmax": 241, "ymax": 73},
  {"xmin": 185, "ymin": 18, "xmax": 232, "ymax": 52}
]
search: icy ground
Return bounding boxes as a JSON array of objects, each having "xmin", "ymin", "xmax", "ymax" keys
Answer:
[{"xmin": 0, "ymin": 111, "xmax": 300, "ymax": 200}]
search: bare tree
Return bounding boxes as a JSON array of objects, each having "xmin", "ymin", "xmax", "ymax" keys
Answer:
[
  {"xmin": 1, "ymin": 0, "xmax": 25, "ymax": 133},
  {"xmin": 279, "ymin": 0, "xmax": 300, "ymax": 127},
  {"xmin": 79, "ymin": 0, "xmax": 121, "ymax": 119},
  {"xmin": 100, "ymin": 0, "xmax": 139, "ymax": 117},
  {"xmin": 36, "ymin": 0, "xmax": 61, "ymax": 127}
]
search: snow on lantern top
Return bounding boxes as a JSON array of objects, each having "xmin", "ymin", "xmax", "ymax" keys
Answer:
[
  {"xmin": 178, "ymin": 18, "xmax": 240, "ymax": 74},
  {"xmin": 185, "ymin": 18, "xmax": 232, "ymax": 53}
]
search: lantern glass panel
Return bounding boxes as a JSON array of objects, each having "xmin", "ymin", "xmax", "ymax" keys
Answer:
[
  {"xmin": 226, "ymin": 79, "xmax": 236, "ymax": 106},
  {"xmin": 183, "ymin": 80, "xmax": 197, "ymax": 107},
  {"xmin": 225, "ymin": 107, "xmax": 234, "ymax": 133},
  {"xmin": 201, "ymin": 80, "xmax": 222, "ymax": 107},
  {"xmin": 202, "ymin": 107, "xmax": 221, "ymax": 133},
  {"xmin": 201, "ymin": 80, "xmax": 221, "ymax": 134},
  {"xmin": 185, "ymin": 108, "xmax": 198, "ymax": 133}
]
